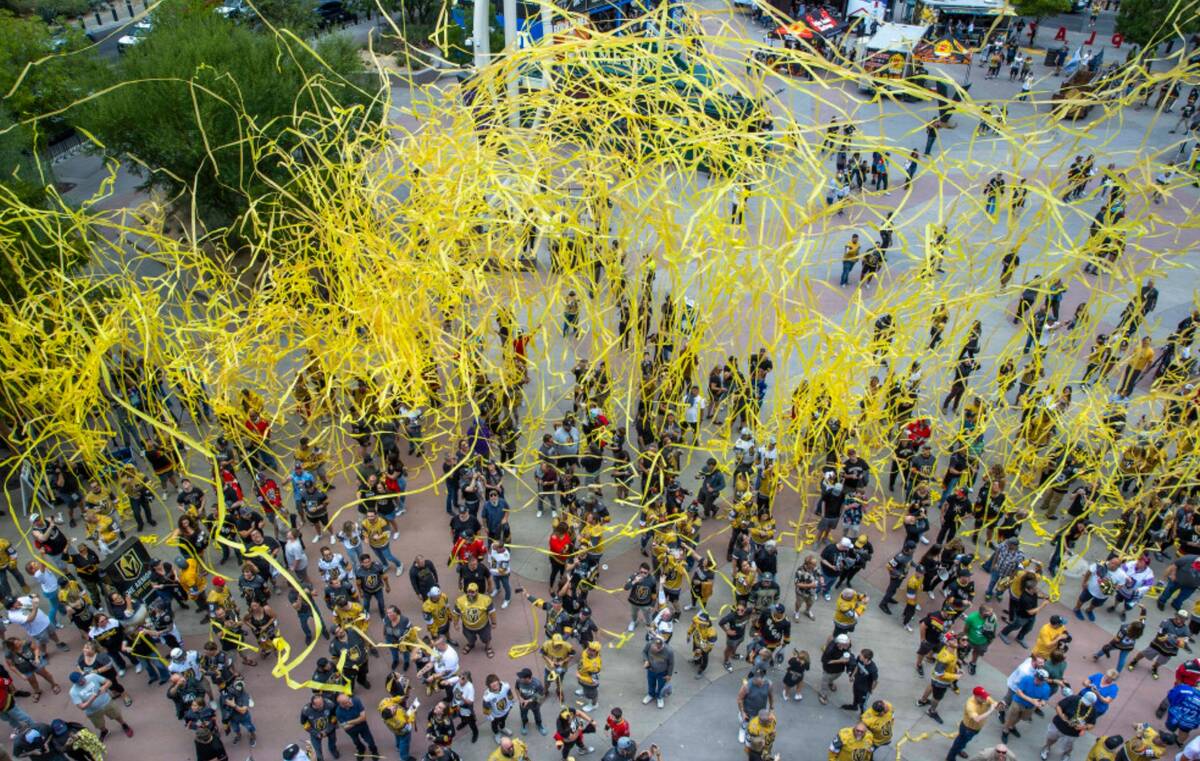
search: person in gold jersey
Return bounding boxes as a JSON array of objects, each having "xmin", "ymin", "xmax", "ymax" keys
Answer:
[
  {"xmin": 860, "ymin": 700, "xmax": 894, "ymax": 755},
  {"xmin": 745, "ymin": 709, "xmax": 777, "ymax": 761},
  {"xmin": 489, "ymin": 736, "xmax": 530, "ymax": 761},
  {"xmin": 575, "ymin": 641, "xmax": 602, "ymax": 712},
  {"xmin": 378, "ymin": 692, "xmax": 419, "ymax": 761},
  {"xmin": 453, "ymin": 583, "xmax": 497, "ymax": 658},
  {"xmin": 828, "ymin": 722, "xmax": 873, "ymax": 761}
]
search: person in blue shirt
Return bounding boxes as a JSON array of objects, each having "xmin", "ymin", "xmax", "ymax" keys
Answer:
[
  {"xmin": 335, "ymin": 693, "xmax": 378, "ymax": 759},
  {"xmin": 1001, "ymin": 668, "xmax": 1053, "ymax": 743},
  {"xmin": 1166, "ymin": 681, "xmax": 1200, "ymax": 745},
  {"xmin": 1081, "ymin": 670, "xmax": 1120, "ymax": 718}
]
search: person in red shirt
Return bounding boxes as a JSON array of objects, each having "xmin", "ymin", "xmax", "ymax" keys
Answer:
[
  {"xmin": 243, "ymin": 410, "xmax": 277, "ymax": 472},
  {"xmin": 451, "ymin": 530, "xmax": 487, "ymax": 565},
  {"xmin": 606, "ymin": 707, "xmax": 630, "ymax": 747},
  {"xmin": 255, "ymin": 471, "xmax": 288, "ymax": 536},
  {"xmin": 548, "ymin": 523, "xmax": 574, "ymax": 591}
]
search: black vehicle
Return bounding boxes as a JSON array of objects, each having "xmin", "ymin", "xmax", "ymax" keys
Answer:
[{"xmin": 315, "ymin": 0, "xmax": 358, "ymax": 28}]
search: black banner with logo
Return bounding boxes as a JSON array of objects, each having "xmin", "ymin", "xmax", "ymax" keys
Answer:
[{"xmin": 99, "ymin": 537, "xmax": 155, "ymax": 603}]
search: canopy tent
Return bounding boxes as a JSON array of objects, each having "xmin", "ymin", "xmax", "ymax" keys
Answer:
[
  {"xmin": 772, "ymin": 7, "xmax": 847, "ymax": 41},
  {"xmin": 912, "ymin": 35, "xmax": 971, "ymax": 64}
]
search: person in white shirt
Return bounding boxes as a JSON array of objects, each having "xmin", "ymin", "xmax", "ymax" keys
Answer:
[
  {"xmin": 1114, "ymin": 556, "xmax": 1156, "ymax": 617},
  {"xmin": 316, "ymin": 547, "xmax": 353, "ymax": 583},
  {"xmin": 418, "ymin": 636, "xmax": 460, "ymax": 692},
  {"xmin": 284, "ymin": 529, "xmax": 309, "ymax": 582},
  {"xmin": 1000, "ymin": 655, "xmax": 1044, "ymax": 721},
  {"xmin": 26, "ymin": 562, "xmax": 61, "ymax": 629},
  {"xmin": 8, "ymin": 596, "xmax": 68, "ymax": 651},
  {"xmin": 489, "ymin": 540, "xmax": 513, "ymax": 609},
  {"xmin": 733, "ymin": 428, "xmax": 757, "ymax": 476},
  {"xmin": 1179, "ymin": 732, "xmax": 1200, "ymax": 761},
  {"xmin": 757, "ymin": 438, "xmax": 779, "ymax": 471},
  {"xmin": 680, "ymin": 385, "xmax": 706, "ymax": 445}
]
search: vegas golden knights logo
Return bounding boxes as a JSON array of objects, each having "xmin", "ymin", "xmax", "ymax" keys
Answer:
[{"xmin": 115, "ymin": 552, "xmax": 143, "ymax": 581}]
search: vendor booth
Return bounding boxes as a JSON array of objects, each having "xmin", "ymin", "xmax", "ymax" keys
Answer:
[{"xmin": 857, "ymin": 22, "xmax": 929, "ymax": 97}]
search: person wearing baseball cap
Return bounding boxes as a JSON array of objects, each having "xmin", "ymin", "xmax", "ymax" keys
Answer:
[
  {"xmin": 945, "ymin": 686, "xmax": 1000, "ymax": 760},
  {"xmin": 1001, "ymin": 668, "xmax": 1053, "ymax": 743},
  {"xmin": 1039, "ymin": 689, "xmax": 1097, "ymax": 760}
]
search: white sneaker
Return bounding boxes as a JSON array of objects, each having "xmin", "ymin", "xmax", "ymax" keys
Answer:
[
  {"xmin": 920, "ymin": 536, "xmax": 930, "ymax": 544},
  {"xmin": 738, "ymin": 729, "xmax": 746, "ymax": 744},
  {"xmin": 135, "ymin": 662, "xmax": 143, "ymax": 673},
  {"xmin": 656, "ymin": 698, "xmax": 664, "ymax": 709},
  {"xmin": 575, "ymin": 688, "xmax": 585, "ymax": 696},
  {"xmin": 642, "ymin": 695, "xmax": 653, "ymax": 704},
  {"xmin": 363, "ymin": 612, "xmax": 371, "ymax": 620},
  {"xmin": 794, "ymin": 612, "xmax": 800, "ymax": 621},
  {"xmin": 1040, "ymin": 751, "xmax": 1049, "ymax": 761},
  {"xmin": 117, "ymin": 669, "xmax": 126, "ymax": 677},
  {"xmin": 823, "ymin": 594, "xmax": 831, "ymax": 601},
  {"xmin": 584, "ymin": 747, "xmax": 595, "ymax": 755},
  {"xmin": 313, "ymin": 534, "xmax": 322, "ymax": 543},
  {"xmin": 581, "ymin": 703, "xmax": 597, "ymax": 712},
  {"xmin": 683, "ymin": 604, "xmax": 693, "ymax": 611},
  {"xmin": 795, "ymin": 693, "xmax": 803, "ymax": 702},
  {"xmin": 501, "ymin": 599, "xmax": 510, "ymax": 609},
  {"xmin": 395, "ymin": 568, "xmax": 404, "ymax": 577},
  {"xmin": 782, "ymin": 693, "xmax": 789, "ymax": 702},
  {"xmin": 628, "ymin": 622, "xmax": 637, "ymax": 632},
  {"xmin": 905, "ymin": 624, "xmax": 914, "ymax": 632},
  {"xmin": 536, "ymin": 510, "xmax": 543, "ymax": 518},
  {"xmin": 392, "ymin": 531, "xmax": 400, "ymax": 539}
]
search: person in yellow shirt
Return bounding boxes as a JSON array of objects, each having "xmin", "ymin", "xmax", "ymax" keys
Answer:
[
  {"xmin": 828, "ymin": 722, "xmax": 873, "ymax": 761},
  {"xmin": 575, "ymin": 641, "xmax": 602, "ymax": 712},
  {"xmin": 860, "ymin": 700, "xmax": 894, "ymax": 750},
  {"xmin": 177, "ymin": 555, "xmax": 207, "ymax": 605},
  {"xmin": 916, "ymin": 633, "xmax": 960, "ymax": 724},
  {"xmin": 946, "ymin": 685, "xmax": 1000, "ymax": 759},
  {"xmin": 1031, "ymin": 615, "xmax": 1070, "ymax": 659},
  {"xmin": 489, "ymin": 737, "xmax": 530, "ymax": 761},
  {"xmin": 732, "ymin": 561, "xmax": 757, "ymax": 609},
  {"xmin": 360, "ymin": 509, "xmax": 403, "ymax": 575},
  {"xmin": 541, "ymin": 633, "xmax": 575, "ymax": 703},
  {"xmin": 453, "ymin": 583, "xmax": 497, "ymax": 658},
  {"xmin": 745, "ymin": 709, "xmax": 777, "ymax": 761},
  {"xmin": 83, "ymin": 480, "xmax": 126, "ymax": 534},
  {"xmin": 205, "ymin": 576, "xmax": 234, "ymax": 617},
  {"xmin": 1117, "ymin": 336, "xmax": 1155, "ymax": 399},
  {"xmin": 901, "ymin": 574, "xmax": 922, "ymax": 631},
  {"xmin": 658, "ymin": 548, "xmax": 688, "ymax": 617},
  {"xmin": 335, "ymin": 597, "xmax": 368, "ymax": 634},
  {"xmin": 832, "ymin": 588, "xmax": 868, "ymax": 636},
  {"xmin": 1086, "ymin": 735, "xmax": 1125, "ymax": 761},
  {"xmin": 0, "ymin": 538, "xmax": 27, "ymax": 597},
  {"xmin": 295, "ymin": 436, "xmax": 331, "ymax": 489},
  {"xmin": 749, "ymin": 509, "xmax": 776, "ymax": 548},
  {"xmin": 379, "ymin": 693, "xmax": 418, "ymax": 761},
  {"xmin": 422, "ymin": 587, "xmax": 453, "ymax": 641},
  {"xmin": 687, "ymin": 611, "xmax": 719, "ymax": 677},
  {"xmin": 83, "ymin": 510, "xmax": 119, "ymax": 556}
]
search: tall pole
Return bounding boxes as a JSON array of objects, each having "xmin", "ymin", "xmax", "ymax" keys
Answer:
[
  {"xmin": 473, "ymin": 0, "xmax": 491, "ymax": 69},
  {"xmin": 504, "ymin": 0, "xmax": 519, "ymax": 127}
]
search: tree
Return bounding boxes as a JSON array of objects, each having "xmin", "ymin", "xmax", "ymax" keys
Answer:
[
  {"xmin": 1012, "ymin": 0, "xmax": 1071, "ymax": 42},
  {"xmin": 78, "ymin": 0, "xmax": 382, "ymax": 231},
  {"xmin": 251, "ymin": 0, "xmax": 318, "ymax": 36},
  {"xmin": 0, "ymin": 12, "xmax": 96, "ymax": 299},
  {"xmin": 1116, "ymin": 0, "xmax": 1200, "ymax": 48}
]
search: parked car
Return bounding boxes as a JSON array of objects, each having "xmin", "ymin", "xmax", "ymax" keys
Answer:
[
  {"xmin": 215, "ymin": 0, "xmax": 254, "ymax": 20},
  {"xmin": 116, "ymin": 18, "xmax": 152, "ymax": 54},
  {"xmin": 315, "ymin": 0, "xmax": 358, "ymax": 28}
]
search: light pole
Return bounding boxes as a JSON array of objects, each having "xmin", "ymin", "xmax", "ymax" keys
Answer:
[{"xmin": 473, "ymin": 0, "xmax": 491, "ymax": 69}]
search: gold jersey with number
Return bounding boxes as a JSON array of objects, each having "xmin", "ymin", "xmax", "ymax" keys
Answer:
[
  {"xmin": 746, "ymin": 717, "xmax": 777, "ymax": 755},
  {"xmin": 362, "ymin": 517, "xmax": 391, "ymax": 548},
  {"xmin": 833, "ymin": 593, "xmax": 867, "ymax": 627},
  {"xmin": 687, "ymin": 616, "xmax": 718, "ymax": 653},
  {"xmin": 829, "ymin": 727, "xmax": 874, "ymax": 761},
  {"xmin": 861, "ymin": 704, "xmax": 894, "ymax": 745},
  {"xmin": 455, "ymin": 593, "xmax": 494, "ymax": 631},
  {"xmin": 423, "ymin": 595, "xmax": 450, "ymax": 630},
  {"xmin": 378, "ymin": 695, "xmax": 414, "ymax": 734},
  {"xmin": 661, "ymin": 556, "xmax": 686, "ymax": 592},
  {"xmin": 487, "ymin": 738, "xmax": 530, "ymax": 761},
  {"xmin": 0, "ymin": 539, "xmax": 16, "ymax": 570}
]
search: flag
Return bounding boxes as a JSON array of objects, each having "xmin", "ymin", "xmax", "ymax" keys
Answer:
[{"xmin": 1063, "ymin": 47, "xmax": 1082, "ymax": 76}]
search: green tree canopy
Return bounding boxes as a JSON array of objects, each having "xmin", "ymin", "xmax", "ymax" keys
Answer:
[
  {"xmin": 0, "ymin": 12, "xmax": 97, "ymax": 299},
  {"xmin": 78, "ymin": 0, "xmax": 383, "ymax": 229},
  {"xmin": 1116, "ymin": 0, "xmax": 1200, "ymax": 48}
]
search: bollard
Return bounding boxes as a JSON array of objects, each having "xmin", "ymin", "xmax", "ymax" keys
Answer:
[
  {"xmin": 126, "ymin": 0, "xmax": 134, "ymax": 17},
  {"xmin": 94, "ymin": 10, "xmax": 102, "ymax": 24},
  {"xmin": 110, "ymin": 5, "xmax": 118, "ymax": 21}
]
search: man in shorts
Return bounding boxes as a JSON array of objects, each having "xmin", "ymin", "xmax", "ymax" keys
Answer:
[
  {"xmin": 1039, "ymin": 690, "xmax": 1097, "ymax": 760},
  {"xmin": 1128, "ymin": 610, "xmax": 1191, "ymax": 679}
]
